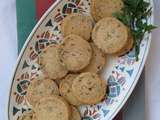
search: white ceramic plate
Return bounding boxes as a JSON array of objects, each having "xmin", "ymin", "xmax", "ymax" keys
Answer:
[{"xmin": 7, "ymin": 0, "xmax": 154, "ymax": 120}]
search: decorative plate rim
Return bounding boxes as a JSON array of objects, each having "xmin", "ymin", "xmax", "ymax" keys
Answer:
[
  {"xmin": 108, "ymin": 0, "xmax": 154, "ymax": 118},
  {"xmin": 6, "ymin": 0, "xmax": 154, "ymax": 119}
]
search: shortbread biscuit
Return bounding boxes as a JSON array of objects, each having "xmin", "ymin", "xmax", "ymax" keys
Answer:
[
  {"xmin": 91, "ymin": 0, "xmax": 124, "ymax": 21},
  {"xmin": 59, "ymin": 34, "xmax": 92, "ymax": 72},
  {"xmin": 61, "ymin": 13, "xmax": 93, "ymax": 40},
  {"xmin": 71, "ymin": 106, "xmax": 81, "ymax": 120},
  {"xmin": 92, "ymin": 17, "xmax": 128, "ymax": 54},
  {"xmin": 39, "ymin": 46, "xmax": 68, "ymax": 79},
  {"xmin": 35, "ymin": 96, "xmax": 71, "ymax": 120},
  {"xmin": 59, "ymin": 74, "xmax": 81, "ymax": 106},
  {"xmin": 116, "ymin": 37, "xmax": 133, "ymax": 56},
  {"xmin": 26, "ymin": 78, "xmax": 59, "ymax": 107},
  {"xmin": 82, "ymin": 43, "xmax": 106, "ymax": 73},
  {"xmin": 72, "ymin": 72, "xmax": 106, "ymax": 104}
]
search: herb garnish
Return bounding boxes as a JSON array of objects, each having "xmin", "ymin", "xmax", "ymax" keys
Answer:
[{"xmin": 113, "ymin": 0, "xmax": 156, "ymax": 60}]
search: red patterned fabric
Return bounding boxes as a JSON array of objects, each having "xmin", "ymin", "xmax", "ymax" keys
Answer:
[{"xmin": 36, "ymin": 0, "xmax": 55, "ymax": 20}]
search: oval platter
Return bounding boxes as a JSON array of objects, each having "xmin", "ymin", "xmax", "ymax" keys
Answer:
[{"xmin": 7, "ymin": 0, "xmax": 154, "ymax": 120}]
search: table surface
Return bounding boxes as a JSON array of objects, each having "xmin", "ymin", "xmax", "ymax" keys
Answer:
[{"xmin": 0, "ymin": 0, "xmax": 160, "ymax": 120}]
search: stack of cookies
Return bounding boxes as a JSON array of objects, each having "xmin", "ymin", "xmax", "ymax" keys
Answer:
[
  {"xmin": 90, "ymin": 0, "xmax": 133, "ymax": 55},
  {"xmin": 19, "ymin": 0, "xmax": 133, "ymax": 120}
]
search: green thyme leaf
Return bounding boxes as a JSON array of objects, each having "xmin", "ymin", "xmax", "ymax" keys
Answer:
[
  {"xmin": 113, "ymin": 0, "xmax": 156, "ymax": 60},
  {"xmin": 145, "ymin": 25, "xmax": 157, "ymax": 32}
]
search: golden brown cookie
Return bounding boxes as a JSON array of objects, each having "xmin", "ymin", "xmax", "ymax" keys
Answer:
[
  {"xmin": 72, "ymin": 72, "xmax": 106, "ymax": 104},
  {"xmin": 82, "ymin": 43, "xmax": 106, "ymax": 73},
  {"xmin": 61, "ymin": 13, "xmax": 93, "ymax": 40},
  {"xmin": 54, "ymin": 79, "xmax": 62, "ymax": 86},
  {"xmin": 35, "ymin": 96, "xmax": 71, "ymax": 120},
  {"xmin": 59, "ymin": 34, "xmax": 92, "ymax": 72},
  {"xmin": 92, "ymin": 17, "xmax": 128, "ymax": 54},
  {"xmin": 39, "ymin": 45, "xmax": 68, "ymax": 80},
  {"xmin": 59, "ymin": 74, "xmax": 82, "ymax": 106},
  {"xmin": 91, "ymin": 0, "xmax": 124, "ymax": 21},
  {"xmin": 71, "ymin": 106, "xmax": 81, "ymax": 120},
  {"xmin": 116, "ymin": 36, "xmax": 134, "ymax": 56},
  {"xmin": 26, "ymin": 78, "xmax": 59, "ymax": 107}
]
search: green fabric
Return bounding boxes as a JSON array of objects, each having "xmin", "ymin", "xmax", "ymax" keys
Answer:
[{"xmin": 16, "ymin": 0, "xmax": 36, "ymax": 53}]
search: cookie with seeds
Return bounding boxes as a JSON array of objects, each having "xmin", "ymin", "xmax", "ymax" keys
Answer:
[
  {"xmin": 54, "ymin": 79, "xmax": 62, "ymax": 86},
  {"xmin": 71, "ymin": 106, "xmax": 81, "ymax": 120},
  {"xmin": 39, "ymin": 45, "xmax": 68, "ymax": 80},
  {"xmin": 35, "ymin": 96, "xmax": 71, "ymax": 120},
  {"xmin": 91, "ymin": 0, "xmax": 124, "ymax": 21},
  {"xmin": 26, "ymin": 78, "xmax": 59, "ymax": 107},
  {"xmin": 72, "ymin": 72, "xmax": 106, "ymax": 104},
  {"xmin": 82, "ymin": 43, "xmax": 106, "ymax": 73},
  {"xmin": 59, "ymin": 34, "xmax": 92, "ymax": 72},
  {"xmin": 92, "ymin": 17, "xmax": 128, "ymax": 54},
  {"xmin": 116, "ymin": 36, "xmax": 134, "ymax": 56},
  {"xmin": 59, "ymin": 74, "xmax": 82, "ymax": 106},
  {"xmin": 61, "ymin": 13, "xmax": 93, "ymax": 40}
]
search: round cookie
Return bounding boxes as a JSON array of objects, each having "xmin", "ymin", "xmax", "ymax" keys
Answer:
[
  {"xmin": 39, "ymin": 45, "xmax": 68, "ymax": 80},
  {"xmin": 59, "ymin": 74, "xmax": 82, "ymax": 106},
  {"xmin": 71, "ymin": 106, "xmax": 81, "ymax": 120},
  {"xmin": 59, "ymin": 34, "xmax": 92, "ymax": 72},
  {"xmin": 116, "ymin": 37, "xmax": 134, "ymax": 56},
  {"xmin": 92, "ymin": 17, "xmax": 128, "ymax": 54},
  {"xmin": 82, "ymin": 43, "xmax": 106, "ymax": 73},
  {"xmin": 26, "ymin": 78, "xmax": 59, "ymax": 107},
  {"xmin": 61, "ymin": 13, "xmax": 93, "ymax": 40},
  {"xmin": 35, "ymin": 96, "xmax": 71, "ymax": 120},
  {"xmin": 54, "ymin": 79, "xmax": 62, "ymax": 86},
  {"xmin": 18, "ymin": 113, "xmax": 34, "ymax": 120},
  {"xmin": 72, "ymin": 72, "xmax": 106, "ymax": 104},
  {"xmin": 91, "ymin": 0, "xmax": 124, "ymax": 21}
]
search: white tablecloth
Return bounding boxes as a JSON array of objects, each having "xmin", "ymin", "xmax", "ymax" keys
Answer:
[
  {"xmin": 0, "ymin": 0, "xmax": 159, "ymax": 120},
  {"xmin": 146, "ymin": 1, "xmax": 160, "ymax": 119},
  {"xmin": 0, "ymin": 0, "xmax": 17, "ymax": 119}
]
